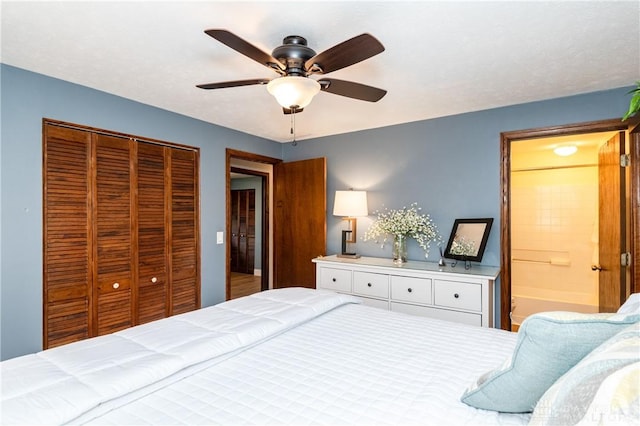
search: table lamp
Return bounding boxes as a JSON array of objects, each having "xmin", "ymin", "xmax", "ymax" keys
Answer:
[{"xmin": 333, "ymin": 190, "xmax": 368, "ymax": 258}]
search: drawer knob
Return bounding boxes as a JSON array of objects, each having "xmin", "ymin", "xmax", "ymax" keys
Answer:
[
  {"xmin": 454, "ymin": 293, "xmax": 459, "ymax": 298},
  {"xmin": 151, "ymin": 277, "xmax": 158, "ymax": 283},
  {"xmin": 407, "ymin": 288, "xmax": 412, "ymax": 293},
  {"xmin": 332, "ymin": 278, "xmax": 337, "ymax": 282},
  {"xmin": 113, "ymin": 282, "xmax": 120, "ymax": 289},
  {"xmin": 367, "ymin": 283, "xmax": 372, "ymax": 287}
]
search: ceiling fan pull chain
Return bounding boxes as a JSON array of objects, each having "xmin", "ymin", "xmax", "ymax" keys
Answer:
[{"xmin": 290, "ymin": 108, "xmax": 298, "ymax": 146}]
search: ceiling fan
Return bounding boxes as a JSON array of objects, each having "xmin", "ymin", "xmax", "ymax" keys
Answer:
[{"xmin": 197, "ymin": 29, "xmax": 387, "ymax": 114}]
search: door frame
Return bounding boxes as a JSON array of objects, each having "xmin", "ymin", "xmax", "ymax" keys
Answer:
[
  {"xmin": 226, "ymin": 149, "xmax": 281, "ymax": 300},
  {"xmin": 500, "ymin": 118, "xmax": 639, "ymax": 330}
]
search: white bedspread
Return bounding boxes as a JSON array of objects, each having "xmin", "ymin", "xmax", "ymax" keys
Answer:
[
  {"xmin": 1, "ymin": 288, "xmax": 358, "ymax": 425},
  {"xmin": 2, "ymin": 288, "xmax": 530, "ymax": 425},
  {"xmin": 86, "ymin": 298, "xmax": 529, "ymax": 426}
]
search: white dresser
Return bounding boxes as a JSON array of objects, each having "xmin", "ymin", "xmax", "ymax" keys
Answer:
[{"xmin": 313, "ymin": 255, "xmax": 500, "ymax": 327}]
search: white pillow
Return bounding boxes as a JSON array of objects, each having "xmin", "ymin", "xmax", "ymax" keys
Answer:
[{"xmin": 616, "ymin": 293, "xmax": 640, "ymax": 315}]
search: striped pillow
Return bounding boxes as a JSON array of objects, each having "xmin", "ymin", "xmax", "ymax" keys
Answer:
[{"xmin": 529, "ymin": 322, "xmax": 640, "ymax": 425}]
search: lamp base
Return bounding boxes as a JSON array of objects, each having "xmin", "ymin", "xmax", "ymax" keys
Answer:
[
  {"xmin": 337, "ymin": 253, "xmax": 361, "ymax": 259},
  {"xmin": 339, "ymin": 230, "xmax": 360, "ymax": 258}
]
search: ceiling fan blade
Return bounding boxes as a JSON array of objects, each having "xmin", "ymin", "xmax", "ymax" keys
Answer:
[
  {"xmin": 196, "ymin": 79, "xmax": 270, "ymax": 90},
  {"xmin": 305, "ymin": 33, "xmax": 384, "ymax": 75},
  {"xmin": 318, "ymin": 78, "xmax": 387, "ymax": 102},
  {"xmin": 204, "ymin": 29, "xmax": 285, "ymax": 74}
]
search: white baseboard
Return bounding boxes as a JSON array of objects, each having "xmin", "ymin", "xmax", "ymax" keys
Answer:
[{"xmin": 254, "ymin": 269, "xmax": 262, "ymax": 277}]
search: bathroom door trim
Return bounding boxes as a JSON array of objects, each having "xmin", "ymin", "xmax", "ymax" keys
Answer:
[{"xmin": 500, "ymin": 118, "xmax": 637, "ymax": 330}]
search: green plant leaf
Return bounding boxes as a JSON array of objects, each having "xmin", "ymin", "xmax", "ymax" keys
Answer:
[{"xmin": 622, "ymin": 84, "xmax": 640, "ymax": 121}]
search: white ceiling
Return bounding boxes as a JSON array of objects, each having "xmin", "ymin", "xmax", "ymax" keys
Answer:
[{"xmin": 2, "ymin": 1, "xmax": 639, "ymax": 143}]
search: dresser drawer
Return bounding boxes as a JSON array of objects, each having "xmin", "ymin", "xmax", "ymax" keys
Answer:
[
  {"xmin": 318, "ymin": 267, "xmax": 352, "ymax": 292},
  {"xmin": 353, "ymin": 271, "xmax": 389, "ymax": 298},
  {"xmin": 434, "ymin": 280, "xmax": 481, "ymax": 312},
  {"xmin": 390, "ymin": 275, "xmax": 432, "ymax": 305}
]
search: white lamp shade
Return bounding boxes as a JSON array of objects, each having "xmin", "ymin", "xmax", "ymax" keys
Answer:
[
  {"xmin": 333, "ymin": 190, "xmax": 368, "ymax": 217},
  {"xmin": 267, "ymin": 76, "xmax": 321, "ymax": 109}
]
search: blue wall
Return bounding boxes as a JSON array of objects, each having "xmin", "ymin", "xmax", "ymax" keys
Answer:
[
  {"xmin": 0, "ymin": 63, "xmax": 632, "ymax": 359},
  {"xmin": 0, "ymin": 64, "xmax": 282, "ymax": 360}
]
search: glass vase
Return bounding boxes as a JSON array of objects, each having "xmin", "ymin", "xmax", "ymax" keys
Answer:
[{"xmin": 392, "ymin": 234, "xmax": 408, "ymax": 265}]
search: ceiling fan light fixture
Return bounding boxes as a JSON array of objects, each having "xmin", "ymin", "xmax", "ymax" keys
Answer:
[{"xmin": 267, "ymin": 76, "xmax": 320, "ymax": 109}]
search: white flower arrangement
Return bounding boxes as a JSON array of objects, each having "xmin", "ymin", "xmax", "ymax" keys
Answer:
[{"xmin": 363, "ymin": 202, "xmax": 442, "ymax": 257}]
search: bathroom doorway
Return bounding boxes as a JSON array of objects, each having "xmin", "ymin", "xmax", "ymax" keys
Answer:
[
  {"xmin": 509, "ymin": 131, "xmax": 617, "ymax": 330},
  {"xmin": 500, "ymin": 118, "xmax": 638, "ymax": 331}
]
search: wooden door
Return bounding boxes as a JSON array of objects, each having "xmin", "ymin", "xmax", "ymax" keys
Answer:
[
  {"xmin": 247, "ymin": 191, "xmax": 256, "ymax": 274},
  {"xmin": 93, "ymin": 134, "xmax": 135, "ymax": 335},
  {"xmin": 170, "ymin": 149, "xmax": 200, "ymax": 315},
  {"xmin": 43, "ymin": 125, "xmax": 93, "ymax": 348},
  {"xmin": 137, "ymin": 143, "xmax": 168, "ymax": 324},
  {"xmin": 632, "ymin": 127, "xmax": 640, "ymax": 294},
  {"xmin": 231, "ymin": 189, "xmax": 256, "ymax": 274},
  {"xmin": 274, "ymin": 158, "xmax": 326, "ymax": 288},
  {"xmin": 598, "ymin": 132, "xmax": 626, "ymax": 312},
  {"xmin": 230, "ymin": 190, "xmax": 240, "ymax": 271}
]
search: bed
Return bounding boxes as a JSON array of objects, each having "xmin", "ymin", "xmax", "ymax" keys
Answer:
[{"xmin": 2, "ymin": 288, "xmax": 638, "ymax": 425}]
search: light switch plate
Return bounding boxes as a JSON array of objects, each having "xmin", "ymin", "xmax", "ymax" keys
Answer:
[{"xmin": 216, "ymin": 231, "xmax": 224, "ymax": 244}]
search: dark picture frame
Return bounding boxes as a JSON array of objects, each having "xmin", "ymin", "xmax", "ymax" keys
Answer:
[{"xmin": 443, "ymin": 218, "xmax": 493, "ymax": 262}]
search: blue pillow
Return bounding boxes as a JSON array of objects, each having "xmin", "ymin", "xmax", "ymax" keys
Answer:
[{"xmin": 460, "ymin": 311, "xmax": 640, "ymax": 413}]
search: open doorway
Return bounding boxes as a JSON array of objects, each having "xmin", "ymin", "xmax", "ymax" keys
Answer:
[
  {"xmin": 226, "ymin": 149, "xmax": 280, "ymax": 300},
  {"xmin": 509, "ymin": 131, "xmax": 617, "ymax": 330},
  {"xmin": 229, "ymin": 169, "xmax": 264, "ymax": 299},
  {"xmin": 500, "ymin": 118, "xmax": 639, "ymax": 331},
  {"xmin": 225, "ymin": 149, "xmax": 327, "ymax": 299}
]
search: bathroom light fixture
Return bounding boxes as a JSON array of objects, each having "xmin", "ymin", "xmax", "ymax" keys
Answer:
[
  {"xmin": 267, "ymin": 76, "xmax": 321, "ymax": 109},
  {"xmin": 333, "ymin": 190, "xmax": 368, "ymax": 258},
  {"xmin": 553, "ymin": 145, "xmax": 578, "ymax": 156}
]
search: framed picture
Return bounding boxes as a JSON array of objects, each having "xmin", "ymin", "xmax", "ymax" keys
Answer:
[{"xmin": 443, "ymin": 218, "xmax": 493, "ymax": 262}]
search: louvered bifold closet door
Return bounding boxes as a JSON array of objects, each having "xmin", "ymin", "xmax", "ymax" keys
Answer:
[
  {"xmin": 137, "ymin": 143, "xmax": 168, "ymax": 324},
  {"xmin": 94, "ymin": 134, "xmax": 135, "ymax": 335},
  {"xmin": 44, "ymin": 120, "xmax": 200, "ymax": 348},
  {"xmin": 43, "ymin": 125, "xmax": 92, "ymax": 348},
  {"xmin": 170, "ymin": 149, "xmax": 200, "ymax": 314}
]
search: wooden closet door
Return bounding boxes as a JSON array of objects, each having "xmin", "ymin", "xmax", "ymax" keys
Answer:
[
  {"xmin": 137, "ymin": 143, "xmax": 168, "ymax": 324},
  {"xmin": 43, "ymin": 125, "xmax": 92, "ymax": 348},
  {"xmin": 230, "ymin": 190, "xmax": 240, "ymax": 272},
  {"xmin": 44, "ymin": 120, "xmax": 201, "ymax": 347},
  {"xmin": 246, "ymin": 191, "xmax": 256, "ymax": 273},
  {"xmin": 170, "ymin": 149, "xmax": 200, "ymax": 314},
  {"xmin": 230, "ymin": 189, "xmax": 255, "ymax": 274},
  {"xmin": 93, "ymin": 134, "xmax": 135, "ymax": 335}
]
